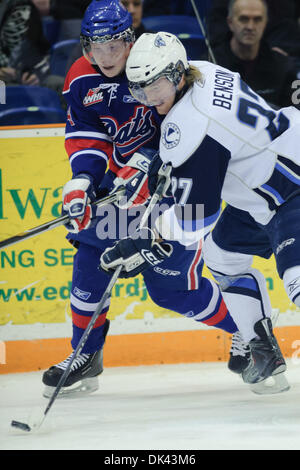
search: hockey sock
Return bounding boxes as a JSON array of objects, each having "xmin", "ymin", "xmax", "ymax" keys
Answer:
[
  {"xmin": 283, "ymin": 265, "xmax": 300, "ymax": 307},
  {"xmin": 212, "ymin": 268, "xmax": 272, "ymax": 342},
  {"xmin": 71, "ymin": 307, "xmax": 109, "ymax": 353}
]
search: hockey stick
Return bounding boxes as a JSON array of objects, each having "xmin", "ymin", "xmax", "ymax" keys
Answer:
[
  {"xmin": 11, "ymin": 264, "xmax": 122, "ymax": 433},
  {"xmin": 11, "ymin": 164, "xmax": 171, "ymax": 433},
  {"xmin": 189, "ymin": 0, "xmax": 217, "ymax": 64},
  {"xmin": 0, "ymin": 188, "xmax": 124, "ymax": 251}
]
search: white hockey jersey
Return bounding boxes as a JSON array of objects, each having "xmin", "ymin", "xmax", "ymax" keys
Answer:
[{"xmin": 156, "ymin": 61, "xmax": 300, "ymax": 246}]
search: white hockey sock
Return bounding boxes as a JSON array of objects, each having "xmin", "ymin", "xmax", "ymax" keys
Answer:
[
  {"xmin": 213, "ymin": 268, "xmax": 272, "ymax": 343},
  {"xmin": 283, "ymin": 266, "xmax": 300, "ymax": 307}
]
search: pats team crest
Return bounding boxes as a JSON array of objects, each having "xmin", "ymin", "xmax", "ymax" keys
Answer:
[
  {"xmin": 101, "ymin": 106, "xmax": 156, "ymax": 157},
  {"xmin": 162, "ymin": 122, "xmax": 181, "ymax": 149}
]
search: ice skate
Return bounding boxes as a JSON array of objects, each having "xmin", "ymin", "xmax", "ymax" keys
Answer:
[
  {"xmin": 241, "ymin": 318, "xmax": 290, "ymax": 394},
  {"xmin": 42, "ymin": 349, "xmax": 104, "ymax": 398},
  {"xmin": 43, "ymin": 319, "xmax": 110, "ymax": 398},
  {"xmin": 228, "ymin": 331, "xmax": 251, "ymax": 374}
]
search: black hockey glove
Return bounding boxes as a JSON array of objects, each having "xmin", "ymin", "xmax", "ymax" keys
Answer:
[{"xmin": 100, "ymin": 227, "xmax": 173, "ymax": 278}]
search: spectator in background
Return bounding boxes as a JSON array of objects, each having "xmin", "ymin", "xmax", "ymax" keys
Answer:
[
  {"xmin": 207, "ymin": 0, "xmax": 300, "ymax": 59},
  {"xmin": 30, "ymin": 0, "xmax": 50, "ymax": 16},
  {"xmin": 209, "ymin": 0, "xmax": 299, "ymax": 109},
  {"xmin": 0, "ymin": 0, "xmax": 51, "ymax": 86},
  {"xmin": 257, "ymin": 0, "xmax": 300, "ymax": 59},
  {"xmin": 121, "ymin": 0, "xmax": 147, "ymax": 37}
]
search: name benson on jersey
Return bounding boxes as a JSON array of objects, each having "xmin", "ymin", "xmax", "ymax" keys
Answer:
[{"xmin": 212, "ymin": 69, "xmax": 235, "ymax": 110}]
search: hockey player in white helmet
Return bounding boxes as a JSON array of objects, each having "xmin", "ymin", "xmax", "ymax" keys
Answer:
[
  {"xmin": 100, "ymin": 31, "xmax": 300, "ymax": 394},
  {"xmin": 125, "ymin": 32, "xmax": 189, "ymax": 115}
]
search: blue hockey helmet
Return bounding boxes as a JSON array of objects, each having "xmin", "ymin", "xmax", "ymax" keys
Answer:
[{"xmin": 81, "ymin": 0, "xmax": 134, "ymax": 50}]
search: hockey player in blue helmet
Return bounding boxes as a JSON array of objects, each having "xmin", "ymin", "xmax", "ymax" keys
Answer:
[
  {"xmin": 42, "ymin": 0, "xmax": 248, "ymax": 399},
  {"xmin": 80, "ymin": 0, "xmax": 135, "ymax": 76}
]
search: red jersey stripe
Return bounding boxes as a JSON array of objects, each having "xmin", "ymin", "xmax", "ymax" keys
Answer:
[
  {"xmin": 188, "ymin": 239, "xmax": 203, "ymax": 290},
  {"xmin": 201, "ymin": 298, "xmax": 228, "ymax": 326}
]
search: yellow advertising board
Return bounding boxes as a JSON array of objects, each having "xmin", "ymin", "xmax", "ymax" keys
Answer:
[
  {"xmin": 0, "ymin": 125, "xmax": 299, "ymax": 327},
  {"xmin": 0, "ymin": 126, "xmax": 179, "ymax": 331},
  {"xmin": 1, "ymin": 125, "xmax": 299, "ymax": 373}
]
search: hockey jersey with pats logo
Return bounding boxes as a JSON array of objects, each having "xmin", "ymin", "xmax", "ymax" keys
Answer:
[
  {"xmin": 62, "ymin": 56, "xmax": 163, "ymax": 248},
  {"xmin": 63, "ymin": 56, "xmax": 162, "ymax": 189},
  {"xmin": 156, "ymin": 60, "xmax": 300, "ymax": 246}
]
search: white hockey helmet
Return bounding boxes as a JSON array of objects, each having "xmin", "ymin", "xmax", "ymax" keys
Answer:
[{"xmin": 126, "ymin": 32, "xmax": 189, "ymax": 105}]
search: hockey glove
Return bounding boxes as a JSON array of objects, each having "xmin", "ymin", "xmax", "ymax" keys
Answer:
[
  {"xmin": 100, "ymin": 227, "xmax": 173, "ymax": 278},
  {"xmin": 62, "ymin": 174, "xmax": 96, "ymax": 233},
  {"xmin": 112, "ymin": 148, "xmax": 157, "ymax": 209},
  {"xmin": 148, "ymin": 153, "xmax": 172, "ymax": 198}
]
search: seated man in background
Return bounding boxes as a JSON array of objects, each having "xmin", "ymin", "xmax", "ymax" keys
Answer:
[
  {"xmin": 207, "ymin": 0, "xmax": 300, "ymax": 57},
  {"xmin": 209, "ymin": 0, "xmax": 299, "ymax": 109}
]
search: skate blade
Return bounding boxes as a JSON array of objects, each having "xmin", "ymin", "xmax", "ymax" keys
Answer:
[
  {"xmin": 43, "ymin": 377, "xmax": 99, "ymax": 399},
  {"xmin": 250, "ymin": 372, "xmax": 290, "ymax": 395}
]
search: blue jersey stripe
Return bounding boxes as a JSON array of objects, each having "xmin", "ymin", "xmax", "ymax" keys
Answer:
[
  {"xmin": 277, "ymin": 155, "xmax": 300, "ymax": 176},
  {"xmin": 231, "ymin": 277, "xmax": 258, "ymax": 292},
  {"xmin": 261, "ymin": 183, "xmax": 285, "ymax": 204},
  {"xmin": 275, "ymin": 162, "xmax": 300, "ymax": 185},
  {"xmin": 254, "ymin": 160, "xmax": 300, "ymax": 210},
  {"xmin": 178, "ymin": 206, "xmax": 222, "ymax": 232}
]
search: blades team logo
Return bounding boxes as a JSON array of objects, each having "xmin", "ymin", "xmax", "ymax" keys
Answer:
[
  {"xmin": 154, "ymin": 35, "xmax": 166, "ymax": 47},
  {"xmin": 162, "ymin": 122, "xmax": 181, "ymax": 149},
  {"xmin": 83, "ymin": 83, "xmax": 119, "ymax": 107}
]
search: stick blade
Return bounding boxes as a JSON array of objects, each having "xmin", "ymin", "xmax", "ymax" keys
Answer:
[
  {"xmin": 11, "ymin": 420, "xmax": 31, "ymax": 432},
  {"xmin": 11, "ymin": 408, "xmax": 46, "ymax": 433}
]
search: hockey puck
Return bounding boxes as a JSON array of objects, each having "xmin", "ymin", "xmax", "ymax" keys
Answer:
[{"xmin": 11, "ymin": 420, "xmax": 31, "ymax": 432}]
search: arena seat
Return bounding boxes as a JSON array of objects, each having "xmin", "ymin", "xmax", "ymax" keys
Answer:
[
  {"xmin": 50, "ymin": 39, "xmax": 80, "ymax": 76},
  {"xmin": 178, "ymin": 35, "xmax": 207, "ymax": 60},
  {"xmin": 0, "ymin": 106, "xmax": 66, "ymax": 126},
  {"xmin": 142, "ymin": 15, "xmax": 203, "ymax": 36},
  {"xmin": 3, "ymin": 86, "xmax": 63, "ymax": 110},
  {"xmin": 42, "ymin": 16, "xmax": 60, "ymax": 45}
]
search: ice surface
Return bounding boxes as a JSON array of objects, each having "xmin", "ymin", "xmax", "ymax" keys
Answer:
[{"xmin": 1, "ymin": 360, "xmax": 300, "ymax": 450}]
